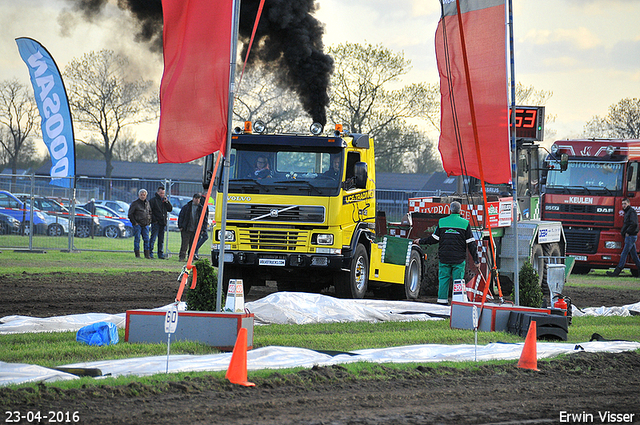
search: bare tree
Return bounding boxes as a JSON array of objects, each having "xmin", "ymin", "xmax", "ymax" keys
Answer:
[
  {"xmin": 113, "ymin": 130, "xmax": 157, "ymax": 163},
  {"xmin": 0, "ymin": 79, "xmax": 40, "ymax": 182},
  {"xmin": 63, "ymin": 50, "xmax": 158, "ymax": 198},
  {"xmin": 583, "ymin": 98, "xmax": 640, "ymax": 139},
  {"xmin": 327, "ymin": 42, "xmax": 440, "ymax": 173},
  {"xmin": 515, "ymin": 82, "xmax": 556, "ymax": 141},
  {"xmin": 233, "ymin": 65, "xmax": 307, "ymax": 132}
]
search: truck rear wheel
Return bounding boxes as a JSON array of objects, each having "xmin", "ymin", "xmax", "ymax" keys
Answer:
[
  {"xmin": 334, "ymin": 243, "xmax": 369, "ymax": 299},
  {"xmin": 392, "ymin": 249, "xmax": 422, "ymax": 300}
]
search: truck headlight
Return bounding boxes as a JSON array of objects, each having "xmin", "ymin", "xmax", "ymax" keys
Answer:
[
  {"xmin": 216, "ymin": 229, "xmax": 236, "ymax": 242},
  {"xmin": 313, "ymin": 233, "xmax": 334, "ymax": 245},
  {"xmin": 605, "ymin": 241, "xmax": 621, "ymax": 249}
]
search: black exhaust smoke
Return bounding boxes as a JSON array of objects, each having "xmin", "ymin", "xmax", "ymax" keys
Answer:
[{"xmin": 65, "ymin": 0, "xmax": 333, "ymax": 126}]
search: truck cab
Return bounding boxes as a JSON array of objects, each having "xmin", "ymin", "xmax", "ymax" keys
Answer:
[
  {"xmin": 542, "ymin": 139, "xmax": 640, "ymax": 274},
  {"xmin": 204, "ymin": 124, "xmax": 422, "ymax": 299}
]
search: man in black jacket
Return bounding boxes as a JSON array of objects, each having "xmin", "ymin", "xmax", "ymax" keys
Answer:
[
  {"xmin": 178, "ymin": 193, "xmax": 208, "ymax": 261},
  {"xmin": 128, "ymin": 189, "xmax": 152, "ymax": 258},
  {"xmin": 148, "ymin": 186, "xmax": 173, "ymax": 259},
  {"xmin": 607, "ymin": 198, "xmax": 640, "ymax": 276},
  {"xmin": 413, "ymin": 201, "xmax": 480, "ymax": 304}
]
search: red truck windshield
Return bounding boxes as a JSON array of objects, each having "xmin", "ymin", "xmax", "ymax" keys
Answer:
[{"xmin": 546, "ymin": 161, "xmax": 624, "ymax": 193}]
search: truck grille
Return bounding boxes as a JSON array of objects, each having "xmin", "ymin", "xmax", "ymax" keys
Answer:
[
  {"xmin": 564, "ymin": 229, "xmax": 599, "ymax": 254},
  {"xmin": 543, "ymin": 204, "xmax": 613, "ymax": 227},
  {"xmin": 227, "ymin": 203, "xmax": 325, "ymax": 223},
  {"xmin": 238, "ymin": 228, "xmax": 308, "ymax": 251}
]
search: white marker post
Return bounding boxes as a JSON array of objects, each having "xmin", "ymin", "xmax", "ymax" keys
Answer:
[
  {"xmin": 472, "ymin": 305, "xmax": 479, "ymax": 361},
  {"xmin": 165, "ymin": 302, "xmax": 179, "ymax": 373}
]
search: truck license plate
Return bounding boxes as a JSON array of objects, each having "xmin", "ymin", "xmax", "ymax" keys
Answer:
[
  {"xmin": 574, "ymin": 255, "xmax": 587, "ymax": 261},
  {"xmin": 259, "ymin": 258, "xmax": 286, "ymax": 266}
]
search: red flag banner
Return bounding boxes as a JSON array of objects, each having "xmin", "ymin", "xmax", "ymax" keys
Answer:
[
  {"xmin": 435, "ymin": 0, "xmax": 511, "ymax": 184},
  {"xmin": 157, "ymin": 0, "xmax": 234, "ymax": 164}
]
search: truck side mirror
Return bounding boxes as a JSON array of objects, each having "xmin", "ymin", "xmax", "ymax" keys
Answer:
[
  {"xmin": 202, "ymin": 154, "xmax": 215, "ymax": 189},
  {"xmin": 354, "ymin": 162, "xmax": 368, "ymax": 189},
  {"xmin": 560, "ymin": 154, "xmax": 568, "ymax": 172}
]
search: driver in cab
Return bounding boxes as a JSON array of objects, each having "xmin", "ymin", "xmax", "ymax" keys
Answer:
[
  {"xmin": 323, "ymin": 156, "xmax": 341, "ymax": 180},
  {"xmin": 249, "ymin": 155, "xmax": 273, "ymax": 179}
]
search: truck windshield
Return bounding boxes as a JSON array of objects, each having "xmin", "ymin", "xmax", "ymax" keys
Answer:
[
  {"xmin": 223, "ymin": 148, "xmax": 343, "ymax": 196},
  {"xmin": 546, "ymin": 160, "xmax": 623, "ymax": 193}
]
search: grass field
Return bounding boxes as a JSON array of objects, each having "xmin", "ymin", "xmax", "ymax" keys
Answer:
[{"xmin": 0, "ymin": 250, "xmax": 638, "ymax": 389}]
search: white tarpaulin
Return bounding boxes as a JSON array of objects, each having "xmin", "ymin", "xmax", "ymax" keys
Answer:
[
  {"xmin": 1, "ymin": 294, "xmax": 638, "ymax": 335},
  {"xmin": 3, "ymin": 340, "xmax": 639, "ymax": 387},
  {"xmin": 0, "ymin": 293, "xmax": 448, "ymax": 335}
]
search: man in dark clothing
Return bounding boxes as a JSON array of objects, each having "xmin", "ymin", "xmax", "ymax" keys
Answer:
[
  {"xmin": 84, "ymin": 198, "xmax": 96, "ymax": 238},
  {"xmin": 607, "ymin": 198, "xmax": 640, "ymax": 276},
  {"xmin": 128, "ymin": 189, "xmax": 152, "ymax": 259},
  {"xmin": 413, "ymin": 201, "xmax": 479, "ymax": 305},
  {"xmin": 148, "ymin": 186, "xmax": 173, "ymax": 259},
  {"xmin": 178, "ymin": 194, "xmax": 208, "ymax": 261}
]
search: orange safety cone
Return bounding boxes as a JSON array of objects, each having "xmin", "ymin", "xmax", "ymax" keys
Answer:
[
  {"xmin": 225, "ymin": 327, "xmax": 255, "ymax": 387},
  {"xmin": 517, "ymin": 320, "xmax": 539, "ymax": 371}
]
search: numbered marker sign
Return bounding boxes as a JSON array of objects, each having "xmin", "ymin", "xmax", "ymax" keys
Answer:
[
  {"xmin": 472, "ymin": 305, "xmax": 479, "ymax": 328},
  {"xmin": 165, "ymin": 304, "xmax": 179, "ymax": 334}
]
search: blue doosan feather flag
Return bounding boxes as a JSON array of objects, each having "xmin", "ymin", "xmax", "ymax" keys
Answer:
[{"xmin": 16, "ymin": 37, "xmax": 75, "ymax": 188}]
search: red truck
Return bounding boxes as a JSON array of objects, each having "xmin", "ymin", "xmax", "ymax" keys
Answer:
[{"xmin": 542, "ymin": 139, "xmax": 640, "ymax": 275}]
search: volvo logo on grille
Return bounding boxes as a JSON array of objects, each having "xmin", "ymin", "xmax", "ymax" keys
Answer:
[{"xmin": 270, "ymin": 209, "xmax": 279, "ymax": 217}]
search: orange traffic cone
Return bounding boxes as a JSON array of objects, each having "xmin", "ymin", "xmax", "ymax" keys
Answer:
[
  {"xmin": 225, "ymin": 327, "xmax": 255, "ymax": 387},
  {"xmin": 517, "ymin": 320, "xmax": 539, "ymax": 371}
]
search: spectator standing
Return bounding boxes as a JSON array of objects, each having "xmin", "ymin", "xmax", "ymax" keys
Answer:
[
  {"xmin": 413, "ymin": 201, "xmax": 479, "ymax": 305},
  {"xmin": 84, "ymin": 198, "xmax": 96, "ymax": 239},
  {"xmin": 178, "ymin": 193, "xmax": 206, "ymax": 261},
  {"xmin": 148, "ymin": 186, "xmax": 173, "ymax": 259},
  {"xmin": 128, "ymin": 189, "xmax": 152, "ymax": 259},
  {"xmin": 607, "ymin": 198, "xmax": 640, "ymax": 276}
]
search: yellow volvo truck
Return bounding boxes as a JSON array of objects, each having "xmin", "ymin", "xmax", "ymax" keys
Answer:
[{"xmin": 203, "ymin": 123, "xmax": 422, "ymax": 299}]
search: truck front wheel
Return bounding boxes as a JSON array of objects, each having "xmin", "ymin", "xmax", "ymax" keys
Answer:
[{"xmin": 335, "ymin": 243, "xmax": 369, "ymax": 299}]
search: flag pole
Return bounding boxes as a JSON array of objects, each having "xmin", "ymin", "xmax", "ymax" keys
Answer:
[
  {"xmin": 507, "ymin": 0, "xmax": 520, "ymax": 305},
  {"xmin": 216, "ymin": 0, "xmax": 242, "ymax": 312}
]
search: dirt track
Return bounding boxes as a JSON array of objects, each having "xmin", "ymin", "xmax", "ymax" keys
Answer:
[{"xmin": 0, "ymin": 271, "xmax": 639, "ymax": 424}]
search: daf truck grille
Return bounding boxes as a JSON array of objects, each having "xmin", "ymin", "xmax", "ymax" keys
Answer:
[
  {"xmin": 564, "ymin": 229, "xmax": 599, "ymax": 254},
  {"xmin": 239, "ymin": 228, "xmax": 308, "ymax": 251},
  {"xmin": 228, "ymin": 204, "xmax": 325, "ymax": 223},
  {"xmin": 543, "ymin": 204, "xmax": 613, "ymax": 227}
]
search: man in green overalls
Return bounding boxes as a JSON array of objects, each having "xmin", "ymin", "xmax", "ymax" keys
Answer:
[{"xmin": 414, "ymin": 201, "xmax": 480, "ymax": 305}]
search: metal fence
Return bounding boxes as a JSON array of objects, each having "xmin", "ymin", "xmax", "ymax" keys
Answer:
[
  {"xmin": 0, "ymin": 173, "xmax": 449, "ymax": 253},
  {"xmin": 0, "ymin": 173, "xmax": 207, "ymax": 256}
]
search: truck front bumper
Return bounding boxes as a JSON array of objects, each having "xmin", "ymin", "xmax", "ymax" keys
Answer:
[{"xmin": 211, "ymin": 249, "xmax": 345, "ymax": 271}]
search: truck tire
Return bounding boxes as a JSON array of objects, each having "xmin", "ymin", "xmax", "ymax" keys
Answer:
[
  {"xmin": 392, "ymin": 249, "xmax": 422, "ymax": 300},
  {"xmin": 572, "ymin": 266, "xmax": 591, "ymax": 275},
  {"xmin": 335, "ymin": 243, "xmax": 368, "ymax": 299}
]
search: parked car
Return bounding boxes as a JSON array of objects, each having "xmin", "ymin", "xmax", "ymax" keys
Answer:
[
  {"xmin": 94, "ymin": 199, "xmax": 131, "ymax": 216},
  {"xmin": 0, "ymin": 191, "xmax": 48, "ymax": 235},
  {"xmin": 92, "ymin": 204, "xmax": 133, "ymax": 238},
  {"xmin": 41, "ymin": 213, "xmax": 70, "ymax": 236},
  {"xmin": 167, "ymin": 212, "xmax": 179, "ymax": 232},
  {"xmin": 14, "ymin": 195, "xmax": 98, "ymax": 238},
  {"xmin": 76, "ymin": 206, "xmax": 125, "ymax": 238},
  {"xmin": 0, "ymin": 212, "xmax": 21, "ymax": 235},
  {"xmin": 169, "ymin": 195, "xmax": 192, "ymax": 216}
]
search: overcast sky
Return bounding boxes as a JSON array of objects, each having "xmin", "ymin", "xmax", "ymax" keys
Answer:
[{"xmin": 1, "ymin": 0, "xmax": 639, "ymax": 145}]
